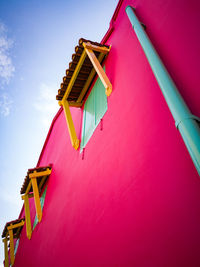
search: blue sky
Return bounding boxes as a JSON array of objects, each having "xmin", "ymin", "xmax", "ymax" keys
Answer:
[{"xmin": 0, "ymin": 0, "xmax": 118, "ymax": 263}]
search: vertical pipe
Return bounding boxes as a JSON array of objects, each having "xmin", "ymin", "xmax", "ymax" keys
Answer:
[{"xmin": 126, "ymin": 6, "xmax": 200, "ymax": 175}]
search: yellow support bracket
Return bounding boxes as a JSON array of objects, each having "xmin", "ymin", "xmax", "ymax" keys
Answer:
[
  {"xmin": 83, "ymin": 42, "xmax": 111, "ymax": 54},
  {"xmin": 77, "ymin": 52, "xmax": 105, "ymax": 103},
  {"xmin": 7, "ymin": 221, "xmax": 24, "ymax": 231},
  {"xmin": 21, "ymin": 194, "xmax": 32, "ymax": 239},
  {"xmin": 25, "ymin": 180, "xmax": 32, "ymax": 195},
  {"xmin": 2, "ymin": 238, "xmax": 9, "ymax": 267},
  {"xmin": 62, "ymin": 99, "xmax": 80, "ymax": 150},
  {"xmin": 29, "ymin": 168, "xmax": 51, "ymax": 179},
  {"xmin": 8, "ymin": 229, "xmax": 14, "ymax": 266},
  {"xmin": 83, "ymin": 43, "xmax": 112, "ymax": 96},
  {"xmin": 31, "ymin": 176, "xmax": 42, "ymax": 222}
]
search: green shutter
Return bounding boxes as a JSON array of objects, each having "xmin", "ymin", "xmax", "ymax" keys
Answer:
[
  {"xmin": 33, "ymin": 186, "xmax": 47, "ymax": 230},
  {"xmin": 14, "ymin": 239, "xmax": 19, "ymax": 256},
  {"xmin": 80, "ymin": 66, "xmax": 107, "ymax": 151}
]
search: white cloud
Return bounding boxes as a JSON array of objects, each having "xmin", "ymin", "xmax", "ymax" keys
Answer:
[
  {"xmin": 0, "ymin": 22, "xmax": 15, "ymax": 84},
  {"xmin": 0, "ymin": 93, "xmax": 13, "ymax": 116},
  {"xmin": 33, "ymin": 83, "xmax": 59, "ymax": 129}
]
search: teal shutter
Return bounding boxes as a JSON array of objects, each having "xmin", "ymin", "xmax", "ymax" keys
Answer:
[
  {"xmin": 33, "ymin": 186, "xmax": 47, "ymax": 230},
  {"xmin": 14, "ymin": 239, "xmax": 19, "ymax": 256},
  {"xmin": 80, "ymin": 66, "xmax": 107, "ymax": 151}
]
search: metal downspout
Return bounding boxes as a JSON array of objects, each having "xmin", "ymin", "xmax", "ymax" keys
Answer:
[{"xmin": 126, "ymin": 6, "xmax": 200, "ymax": 175}]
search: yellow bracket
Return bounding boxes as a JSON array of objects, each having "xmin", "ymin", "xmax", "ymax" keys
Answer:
[
  {"xmin": 2, "ymin": 238, "xmax": 9, "ymax": 267},
  {"xmin": 21, "ymin": 168, "xmax": 51, "ymax": 237},
  {"xmin": 83, "ymin": 42, "xmax": 111, "ymax": 54},
  {"xmin": 8, "ymin": 228, "xmax": 14, "ymax": 266},
  {"xmin": 7, "ymin": 221, "xmax": 24, "ymax": 231},
  {"xmin": 31, "ymin": 174, "xmax": 42, "ymax": 222},
  {"xmin": 21, "ymin": 194, "xmax": 32, "ymax": 239},
  {"xmin": 29, "ymin": 168, "xmax": 51, "ymax": 179},
  {"xmin": 6, "ymin": 221, "xmax": 25, "ymax": 266},
  {"xmin": 77, "ymin": 52, "xmax": 105, "ymax": 103},
  {"xmin": 62, "ymin": 99, "xmax": 80, "ymax": 150},
  {"xmin": 83, "ymin": 43, "xmax": 112, "ymax": 97}
]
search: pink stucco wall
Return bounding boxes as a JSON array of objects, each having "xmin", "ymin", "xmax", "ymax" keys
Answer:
[{"xmin": 14, "ymin": 0, "xmax": 200, "ymax": 266}]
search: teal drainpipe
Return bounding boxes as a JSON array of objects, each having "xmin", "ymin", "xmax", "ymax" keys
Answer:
[{"xmin": 126, "ymin": 6, "xmax": 200, "ymax": 175}]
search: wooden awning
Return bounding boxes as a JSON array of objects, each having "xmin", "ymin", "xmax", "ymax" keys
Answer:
[
  {"xmin": 2, "ymin": 218, "xmax": 25, "ymax": 238},
  {"xmin": 20, "ymin": 165, "xmax": 52, "ymax": 195},
  {"xmin": 56, "ymin": 38, "xmax": 111, "ymax": 107},
  {"xmin": 2, "ymin": 218, "xmax": 25, "ymax": 266}
]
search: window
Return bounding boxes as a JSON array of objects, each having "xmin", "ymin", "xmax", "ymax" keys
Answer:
[
  {"xmin": 80, "ymin": 67, "xmax": 107, "ymax": 151},
  {"xmin": 56, "ymin": 39, "xmax": 112, "ymax": 150}
]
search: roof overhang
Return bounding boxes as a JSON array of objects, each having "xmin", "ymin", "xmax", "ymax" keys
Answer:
[{"xmin": 56, "ymin": 38, "xmax": 112, "ymax": 107}]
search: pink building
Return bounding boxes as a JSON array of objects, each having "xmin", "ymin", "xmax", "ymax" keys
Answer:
[{"xmin": 2, "ymin": 0, "xmax": 200, "ymax": 266}]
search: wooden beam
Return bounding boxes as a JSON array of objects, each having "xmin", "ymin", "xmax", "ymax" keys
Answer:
[
  {"xmin": 25, "ymin": 180, "xmax": 32, "ymax": 195},
  {"xmin": 61, "ymin": 50, "xmax": 87, "ymax": 103},
  {"xmin": 21, "ymin": 193, "xmax": 34, "ymax": 200},
  {"xmin": 62, "ymin": 99, "xmax": 80, "ymax": 150},
  {"xmin": 83, "ymin": 42, "xmax": 111, "ymax": 54},
  {"xmin": 31, "ymin": 177, "xmax": 42, "ymax": 222},
  {"xmin": 68, "ymin": 101, "xmax": 82, "ymax": 107},
  {"xmin": 29, "ymin": 168, "xmax": 51, "ymax": 179},
  {"xmin": 77, "ymin": 52, "xmax": 105, "ymax": 103},
  {"xmin": 8, "ymin": 229, "xmax": 14, "ymax": 266},
  {"xmin": 2, "ymin": 238, "xmax": 9, "ymax": 267},
  {"xmin": 24, "ymin": 194, "xmax": 32, "ymax": 239},
  {"xmin": 38, "ymin": 175, "xmax": 47, "ymax": 192},
  {"xmin": 7, "ymin": 221, "xmax": 24, "ymax": 231},
  {"xmin": 84, "ymin": 47, "xmax": 112, "ymax": 96}
]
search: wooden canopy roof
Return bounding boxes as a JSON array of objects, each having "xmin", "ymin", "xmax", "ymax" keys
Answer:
[
  {"xmin": 2, "ymin": 218, "xmax": 25, "ymax": 238},
  {"xmin": 56, "ymin": 38, "xmax": 110, "ymax": 106},
  {"xmin": 20, "ymin": 165, "xmax": 52, "ymax": 195}
]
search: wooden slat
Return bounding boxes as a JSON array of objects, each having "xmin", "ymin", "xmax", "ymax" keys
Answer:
[
  {"xmin": 61, "ymin": 50, "xmax": 87, "ymax": 102},
  {"xmin": 83, "ymin": 42, "xmax": 111, "ymax": 54}
]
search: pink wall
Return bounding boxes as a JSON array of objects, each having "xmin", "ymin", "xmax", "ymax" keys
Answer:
[{"xmin": 15, "ymin": 0, "xmax": 200, "ymax": 266}]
